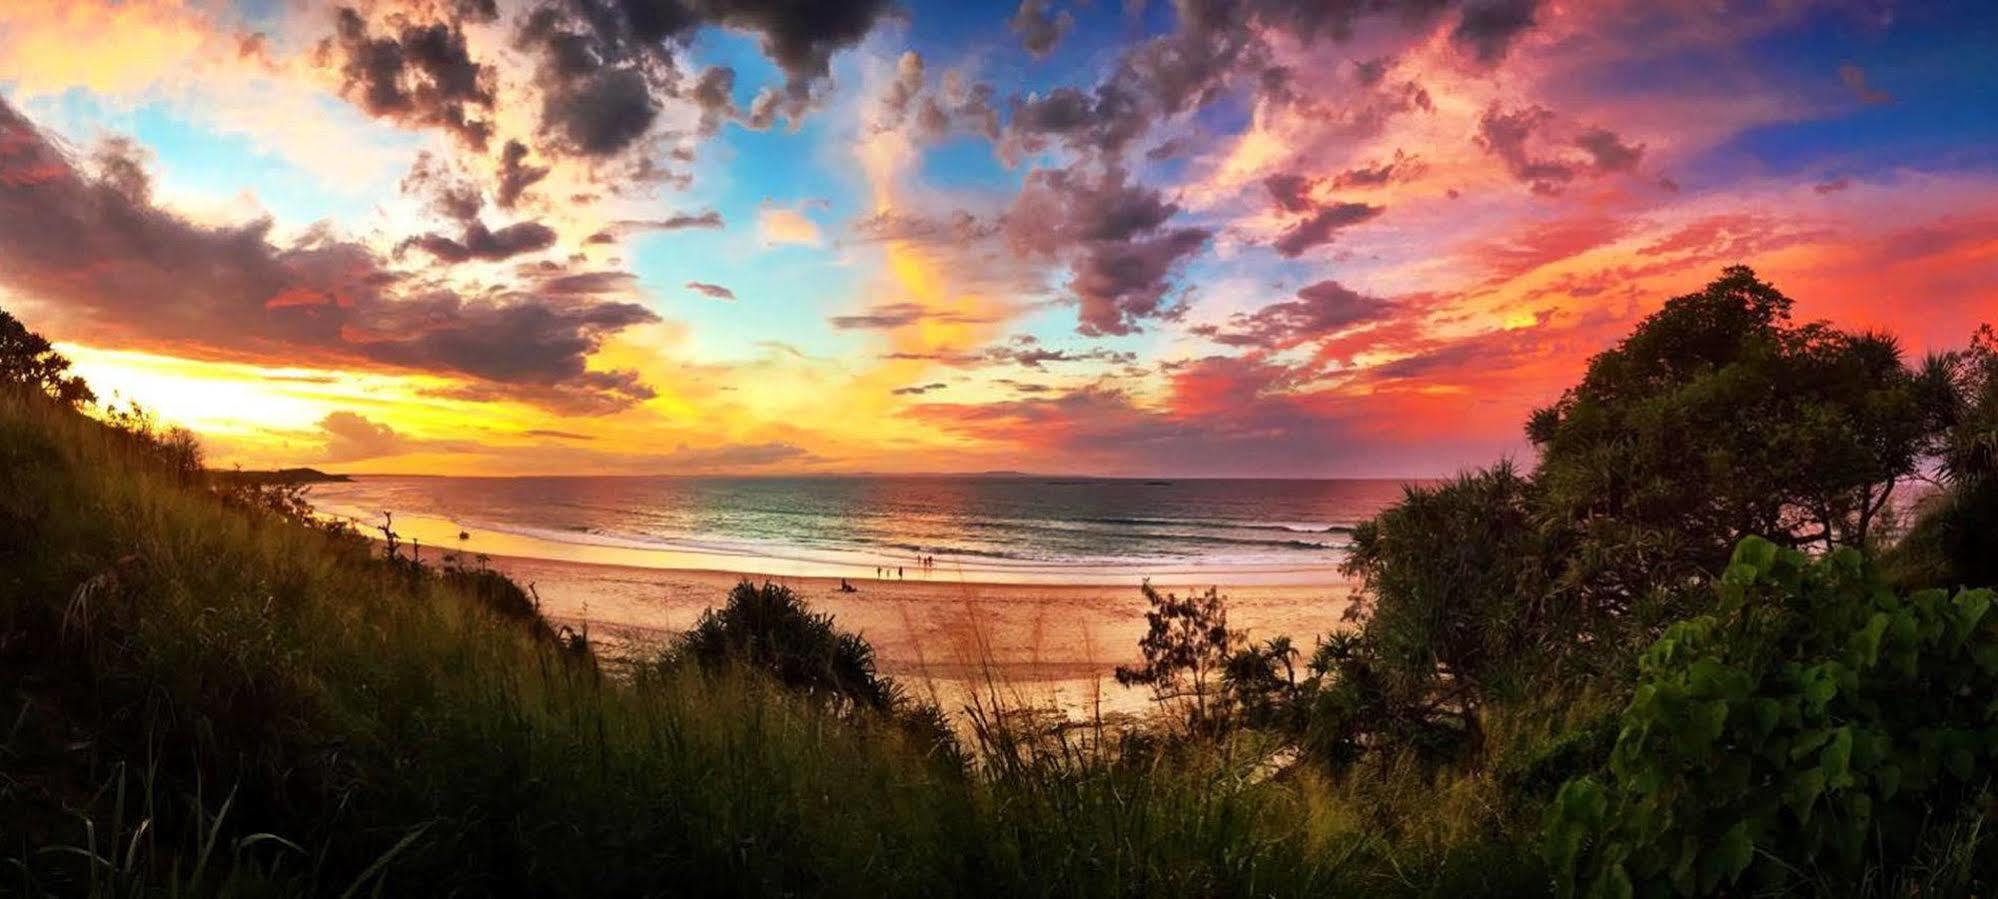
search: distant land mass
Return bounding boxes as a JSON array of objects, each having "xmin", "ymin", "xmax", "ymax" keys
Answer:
[{"xmin": 211, "ymin": 467, "xmax": 352, "ymax": 485}]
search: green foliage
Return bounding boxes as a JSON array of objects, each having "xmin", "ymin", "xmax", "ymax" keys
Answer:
[
  {"xmin": 1530, "ymin": 266, "xmax": 1941, "ymax": 614},
  {"xmin": 1889, "ymin": 325, "xmax": 1998, "ymax": 590},
  {"xmin": 1342, "ymin": 462, "xmax": 1557, "ymax": 726},
  {"xmin": 1116, "ymin": 583, "xmax": 1242, "ymax": 733},
  {"xmin": 1548, "ymin": 537, "xmax": 1998, "ymax": 896},
  {"xmin": 0, "ymin": 307, "xmax": 93, "ymax": 407},
  {"xmin": 675, "ymin": 579, "xmax": 902, "ymax": 715}
]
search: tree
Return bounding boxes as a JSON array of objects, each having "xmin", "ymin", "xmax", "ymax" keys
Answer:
[
  {"xmin": 1529, "ymin": 266, "xmax": 1939, "ymax": 616},
  {"xmin": 1115, "ymin": 582, "xmax": 1241, "ymax": 734},
  {"xmin": 0, "ymin": 307, "xmax": 94, "ymax": 407},
  {"xmin": 1888, "ymin": 324, "xmax": 1998, "ymax": 589},
  {"xmin": 1333, "ymin": 462, "xmax": 1555, "ymax": 756}
]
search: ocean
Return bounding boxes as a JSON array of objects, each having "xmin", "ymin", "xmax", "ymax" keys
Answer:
[{"xmin": 307, "ymin": 475, "xmax": 1416, "ymax": 585}]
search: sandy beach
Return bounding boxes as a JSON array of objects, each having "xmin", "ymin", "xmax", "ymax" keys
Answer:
[{"xmin": 479, "ymin": 552, "xmax": 1360, "ymax": 718}]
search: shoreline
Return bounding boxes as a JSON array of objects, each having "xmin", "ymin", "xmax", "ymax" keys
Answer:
[
  {"xmin": 315, "ymin": 500, "xmax": 1354, "ymax": 588},
  {"xmin": 463, "ymin": 549, "xmax": 1360, "ymax": 717}
]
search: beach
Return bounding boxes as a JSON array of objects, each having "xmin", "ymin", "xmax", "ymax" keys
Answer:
[
  {"xmin": 480, "ymin": 551, "xmax": 1359, "ymax": 718},
  {"xmin": 307, "ymin": 473, "xmax": 1386, "ymax": 716}
]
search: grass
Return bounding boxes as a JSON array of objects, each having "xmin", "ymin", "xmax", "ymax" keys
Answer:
[{"xmin": 0, "ymin": 390, "xmax": 1548, "ymax": 897}]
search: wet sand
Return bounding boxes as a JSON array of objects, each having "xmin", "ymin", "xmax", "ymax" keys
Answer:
[{"xmin": 479, "ymin": 552, "xmax": 1360, "ymax": 718}]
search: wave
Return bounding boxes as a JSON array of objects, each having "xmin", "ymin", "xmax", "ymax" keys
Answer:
[{"xmin": 1074, "ymin": 516, "xmax": 1355, "ymax": 534}]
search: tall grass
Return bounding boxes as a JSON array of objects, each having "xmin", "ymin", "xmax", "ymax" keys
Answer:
[{"xmin": 0, "ymin": 391, "xmax": 1541, "ymax": 897}]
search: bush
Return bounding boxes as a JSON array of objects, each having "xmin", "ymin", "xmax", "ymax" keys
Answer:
[
  {"xmin": 1547, "ymin": 536, "xmax": 1998, "ymax": 896},
  {"xmin": 676, "ymin": 580, "xmax": 902, "ymax": 715}
]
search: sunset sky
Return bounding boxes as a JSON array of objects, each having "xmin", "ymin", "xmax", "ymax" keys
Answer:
[{"xmin": 1, "ymin": 0, "xmax": 1993, "ymax": 477}]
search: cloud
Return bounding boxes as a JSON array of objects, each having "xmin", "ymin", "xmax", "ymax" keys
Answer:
[
  {"xmin": 399, "ymin": 151, "xmax": 482, "ymax": 223},
  {"xmin": 510, "ymin": 0, "xmax": 897, "ymax": 159},
  {"xmin": 1011, "ymin": 0, "xmax": 1074, "ymax": 58},
  {"xmin": 686, "ymin": 281, "xmax": 736, "ymax": 300},
  {"xmin": 1329, "ymin": 151, "xmax": 1427, "ymax": 190},
  {"xmin": 1451, "ymin": 0, "xmax": 1540, "ymax": 65},
  {"xmin": 647, "ymin": 440, "xmax": 816, "ymax": 471},
  {"xmin": 892, "ymin": 382, "xmax": 947, "ymax": 395},
  {"xmin": 1814, "ymin": 177, "xmax": 1852, "ymax": 195},
  {"xmin": 1192, "ymin": 280, "xmax": 1393, "ymax": 349},
  {"xmin": 1005, "ymin": 165, "xmax": 1210, "ymax": 335},
  {"xmin": 758, "ymin": 206, "xmax": 823, "ymax": 246},
  {"xmin": 1476, "ymin": 103, "xmax": 1645, "ymax": 195},
  {"xmin": 1573, "ymin": 127, "xmax": 1645, "ymax": 174},
  {"xmin": 0, "ymin": 97, "xmax": 656, "ymax": 413},
  {"xmin": 904, "ymin": 356, "xmax": 1369, "ymax": 476},
  {"xmin": 320, "ymin": 410, "xmax": 417, "ymax": 462},
  {"xmin": 1839, "ymin": 64, "xmax": 1893, "ymax": 105},
  {"xmin": 495, "ymin": 140, "xmax": 551, "ymax": 209},
  {"xmin": 321, "ymin": 7, "xmax": 495, "ymax": 148},
  {"xmin": 831, "ymin": 301, "xmax": 989, "ymax": 330},
  {"xmin": 400, "ymin": 220, "xmax": 559, "ymax": 263},
  {"xmin": 1272, "ymin": 201, "xmax": 1383, "ymax": 258},
  {"xmin": 620, "ymin": 210, "xmax": 725, "ymax": 231}
]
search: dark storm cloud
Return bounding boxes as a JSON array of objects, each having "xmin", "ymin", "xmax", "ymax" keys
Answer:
[
  {"xmin": 1192, "ymin": 280, "xmax": 1392, "ymax": 349},
  {"xmin": 1451, "ymin": 0, "xmax": 1539, "ymax": 65},
  {"xmin": 323, "ymin": 7, "xmax": 496, "ymax": 148},
  {"xmin": 1011, "ymin": 0, "xmax": 1074, "ymax": 57},
  {"xmin": 686, "ymin": 281, "xmax": 736, "ymax": 300},
  {"xmin": 1272, "ymin": 202, "xmax": 1382, "ymax": 258},
  {"xmin": 0, "ymin": 98, "xmax": 656, "ymax": 413},
  {"xmin": 401, "ymin": 220, "xmax": 560, "ymax": 263}
]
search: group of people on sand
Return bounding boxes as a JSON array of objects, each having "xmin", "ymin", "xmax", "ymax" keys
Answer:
[{"xmin": 867, "ymin": 556, "xmax": 938, "ymax": 583}]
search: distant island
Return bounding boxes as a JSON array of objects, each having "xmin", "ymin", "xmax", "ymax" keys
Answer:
[{"xmin": 209, "ymin": 467, "xmax": 352, "ymax": 485}]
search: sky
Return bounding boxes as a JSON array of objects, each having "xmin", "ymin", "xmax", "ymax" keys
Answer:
[{"xmin": 0, "ymin": 0, "xmax": 1993, "ymax": 478}]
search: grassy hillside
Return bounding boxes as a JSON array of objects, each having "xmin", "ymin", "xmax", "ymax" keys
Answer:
[{"xmin": 0, "ymin": 390, "xmax": 1542, "ymax": 897}]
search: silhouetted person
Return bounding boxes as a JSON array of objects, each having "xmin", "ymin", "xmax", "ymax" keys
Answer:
[{"xmin": 897, "ymin": 567, "xmax": 904, "ymax": 579}]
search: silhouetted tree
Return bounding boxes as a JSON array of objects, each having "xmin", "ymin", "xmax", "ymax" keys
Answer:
[
  {"xmin": 1528, "ymin": 266, "xmax": 1939, "ymax": 616},
  {"xmin": 0, "ymin": 307, "xmax": 94, "ymax": 407}
]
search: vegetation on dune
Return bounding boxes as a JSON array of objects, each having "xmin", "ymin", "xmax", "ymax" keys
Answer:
[{"xmin": 2, "ymin": 264, "xmax": 1996, "ymax": 897}]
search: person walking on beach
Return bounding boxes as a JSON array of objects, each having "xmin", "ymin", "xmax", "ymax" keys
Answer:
[{"xmin": 897, "ymin": 566, "xmax": 904, "ymax": 579}]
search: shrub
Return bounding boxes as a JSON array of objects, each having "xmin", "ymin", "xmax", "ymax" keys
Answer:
[
  {"xmin": 676, "ymin": 580, "xmax": 901, "ymax": 715},
  {"xmin": 1547, "ymin": 536, "xmax": 1998, "ymax": 896},
  {"xmin": 1116, "ymin": 582, "xmax": 1241, "ymax": 734}
]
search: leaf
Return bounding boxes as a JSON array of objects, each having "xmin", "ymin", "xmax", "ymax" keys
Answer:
[
  {"xmin": 1875, "ymin": 763, "xmax": 1901, "ymax": 799},
  {"xmin": 1850, "ymin": 613, "xmax": 1889, "ymax": 668},
  {"xmin": 1732, "ymin": 536, "xmax": 1778, "ymax": 573},
  {"xmin": 1701, "ymin": 820, "xmax": 1754, "ymax": 891},
  {"xmin": 1821, "ymin": 727, "xmax": 1853, "ymax": 787}
]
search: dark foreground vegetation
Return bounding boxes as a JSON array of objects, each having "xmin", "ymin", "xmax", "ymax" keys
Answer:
[{"xmin": 2, "ymin": 265, "xmax": 1995, "ymax": 897}]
